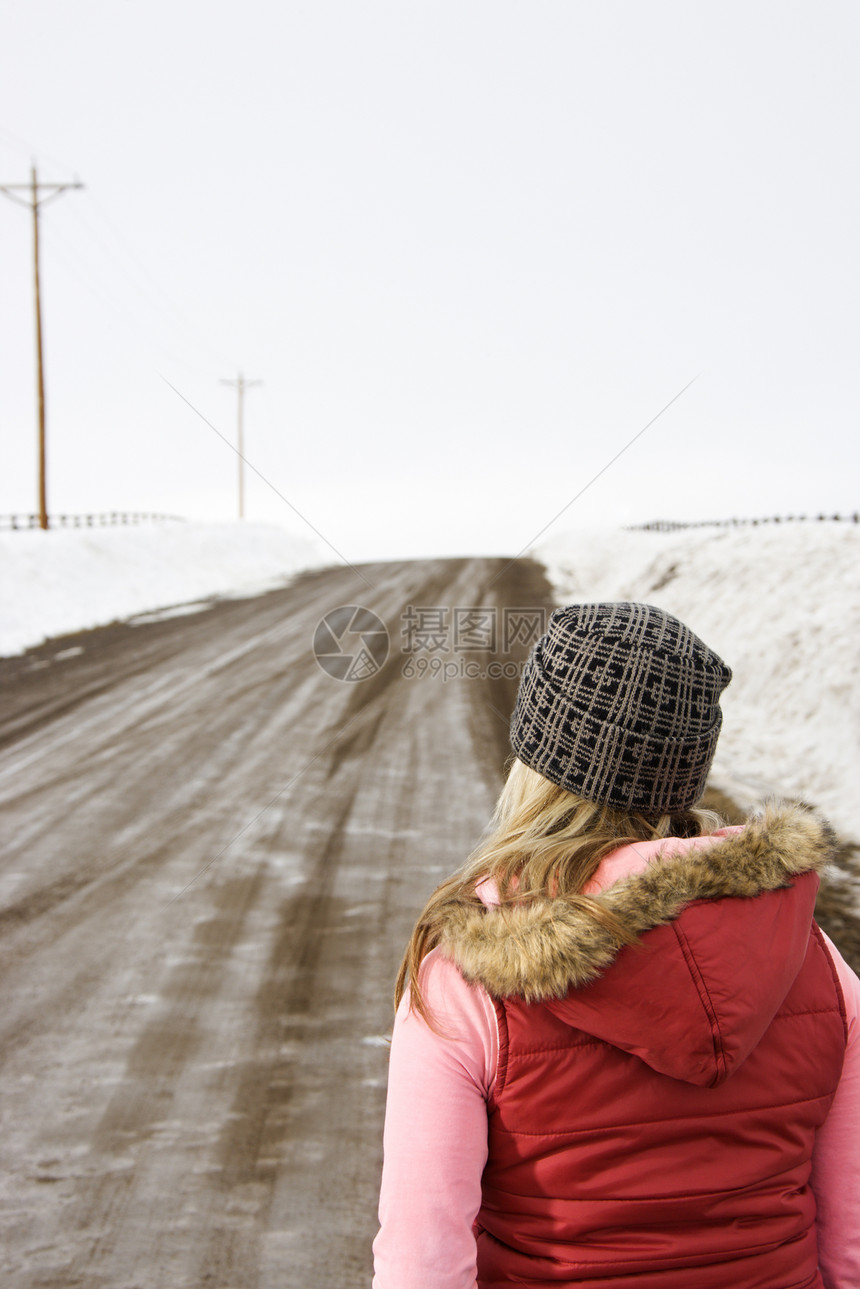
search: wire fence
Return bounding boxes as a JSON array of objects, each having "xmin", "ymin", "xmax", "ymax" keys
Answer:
[
  {"xmin": 631, "ymin": 513, "xmax": 859, "ymax": 533},
  {"xmin": 0, "ymin": 512, "xmax": 186, "ymax": 531}
]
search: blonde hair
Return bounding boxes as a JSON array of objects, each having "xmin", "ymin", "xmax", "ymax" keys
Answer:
[{"xmin": 395, "ymin": 757, "xmax": 722, "ymax": 1021}]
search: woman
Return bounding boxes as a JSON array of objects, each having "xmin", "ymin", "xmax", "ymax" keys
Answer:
[{"xmin": 372, "ymin": 602, "xmax": 860, "ymax": 1289}]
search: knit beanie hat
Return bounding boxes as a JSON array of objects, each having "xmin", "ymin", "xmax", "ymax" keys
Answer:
[{"xmin": 510, "ymin": 603, "xmax": 732, "ymax": 813}]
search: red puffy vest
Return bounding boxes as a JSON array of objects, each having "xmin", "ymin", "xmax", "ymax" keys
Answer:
[{"xmin": 475, "ymin": 874, "xmax": 847, "ymax": 1289}]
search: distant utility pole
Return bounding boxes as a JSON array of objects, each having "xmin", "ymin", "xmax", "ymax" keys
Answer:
[
  {"xmin": 0, "ymin": 165, "xmax": 84, "ymax": 530},
  {"xmin": 219, "ymin": 372, "xmax": 262, "ymax": 520}
]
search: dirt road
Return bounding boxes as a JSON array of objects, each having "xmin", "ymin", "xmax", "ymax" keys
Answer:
[{"xmin": 0, "ymin": 556, "xmax": 556, "ymax": 1288}]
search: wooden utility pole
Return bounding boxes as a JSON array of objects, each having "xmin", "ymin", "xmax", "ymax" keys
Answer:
[
  {"xmin": 220, "ymin": 372, "xmax": 262, "ymax": 520},
  {"xmin": 0, "ymin": 165, "xmax": 83, "ymax": 530}
]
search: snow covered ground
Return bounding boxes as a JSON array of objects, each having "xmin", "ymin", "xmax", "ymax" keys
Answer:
[
  {"xmin": 0, "ymin": 521, "xmax": 327, "ymax": 656},
  {"xmin": 538, "ymin": 522, "xmax": 860, "ymax": 843}
]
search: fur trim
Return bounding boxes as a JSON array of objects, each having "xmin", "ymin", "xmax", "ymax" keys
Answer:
[{"xmin": 439, "ymin": 801, "xmax": 837, "ymax": 1003}]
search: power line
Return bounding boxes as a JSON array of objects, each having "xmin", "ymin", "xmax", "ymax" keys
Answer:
[
  {"xmin": 0, "ymin": 164, "xmax": 84, "ymax": 530},
  {"xmin": 219, "ymin": 372, "xmax": 263, "ymax": 520}
]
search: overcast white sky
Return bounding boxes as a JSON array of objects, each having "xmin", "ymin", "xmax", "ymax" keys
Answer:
[{"xmin": 1, "ymin": 1, "xmax": 858, "ymax": 561}]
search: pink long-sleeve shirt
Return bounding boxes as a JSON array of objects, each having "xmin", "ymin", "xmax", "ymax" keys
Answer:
[{"xmin": 372, "ymin": 834, "xmax": 860, "ymax": 1289}]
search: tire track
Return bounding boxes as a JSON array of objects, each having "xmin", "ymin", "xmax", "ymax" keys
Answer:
[{"xmin": 0, "ymin": 556, "xmax": 560, "ymax": 1288}]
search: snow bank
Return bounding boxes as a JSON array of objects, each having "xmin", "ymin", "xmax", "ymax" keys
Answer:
[
  {"xmin": 0, "ymin": 522, "xmax": 327, "ymax": 656},
  {"xmin": 538, "ymin": 523, "xmax": 860, "ymax": 842}
]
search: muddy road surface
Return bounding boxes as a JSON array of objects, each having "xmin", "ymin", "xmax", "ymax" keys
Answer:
[{"xmin": 0, "ymin": 556, "xmax": 556, "ymax": 1289}]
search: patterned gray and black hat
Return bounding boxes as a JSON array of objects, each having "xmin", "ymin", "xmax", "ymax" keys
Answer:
[{"xmin": 510, "ymin": 603, "xmax": 732, "ymax": 813}]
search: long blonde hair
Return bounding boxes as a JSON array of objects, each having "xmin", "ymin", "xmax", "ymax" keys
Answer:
[{"xmin": 395, "ymin": 757, "xmax": 722, "ymax": 1020}]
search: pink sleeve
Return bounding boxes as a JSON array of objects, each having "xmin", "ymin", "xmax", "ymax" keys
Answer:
[
  {"xmin": 811, "ymin": 932, "xmax": 860, "ymax": 1289},
  {"xmin": 372, "ymin": 948, "xmax": 498, "ymax": 1289}
]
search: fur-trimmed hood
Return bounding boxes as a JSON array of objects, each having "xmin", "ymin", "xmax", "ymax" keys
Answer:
[{"xmin": 439, "ymin": 802, "xmax": 838, "ymax": 1086}]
